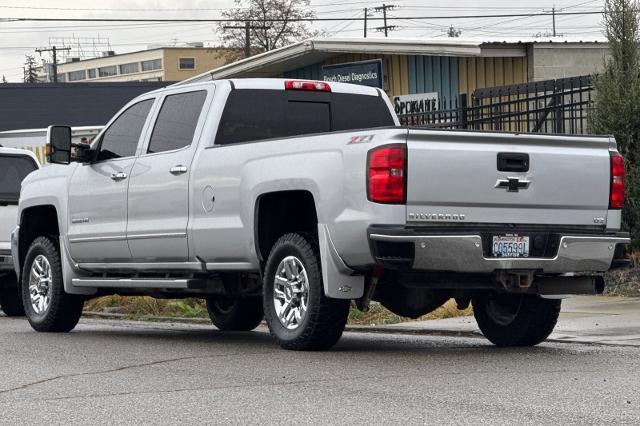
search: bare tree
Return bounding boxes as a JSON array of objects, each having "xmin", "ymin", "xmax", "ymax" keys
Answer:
[
  {"xmin": 219, "ymin": 0, "xmax": 317, "ymax": 59},
  {"xmin": 1, "ymin": 75, "xmax": 7, "ymax": 84}
]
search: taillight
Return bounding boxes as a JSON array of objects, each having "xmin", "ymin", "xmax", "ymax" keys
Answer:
[
  {"xmin": 284, "ymin": 80, "xmax": 331, "ymax": 92},
  {"xmin": 610, "ymin": 152, "xmax": 625, "ymax": 209},
  {"xmin": 367, "ymin": 144, "xmax": 406, "ymax": 204}
]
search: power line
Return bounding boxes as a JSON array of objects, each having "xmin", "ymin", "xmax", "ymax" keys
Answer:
[
  {"xmin": 223, "ymin": 22, "xmax": 270, "ymax": 58},
  {"xmin": 0, "ymin": 10, "xmax": 610, "ymax": 23}
]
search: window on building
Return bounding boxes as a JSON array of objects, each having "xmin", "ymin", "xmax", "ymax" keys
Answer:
[
  {"xmin": 119, "ymin": 62, "xmax": 139, "ymax": 74},
  {"xmin": 97, "ymin": 99, "xmax": 154, "ymax": 161},
  {"xmin": 147, "ymin": 91, "xmax": 207, "ymax": 154},
  {"xmin": 67, "ymin": 70, "xmax": 86, "ymax": 81},
  {"xmin": 98, "ymin": 65, "xmax": 117, "ymax": 77},
  {"xmin": 87, "ymin": 69, "xmax": 96, "ymax": 79},
  {"xmin": 179, "ymin": 58, "xmax": 195, "ymax": 70},
  {"xmin": 141, "ymin": 59, "xmax": 162, "ymax": 71},
  {"xmin": 57, "ymin": 74, "xmax": 66, "ymax": 82}
]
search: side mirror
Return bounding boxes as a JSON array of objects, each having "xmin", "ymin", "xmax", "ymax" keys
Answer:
[{"xmin": 46, "ymin": 125, "xmax": 72, "ymax": 165}]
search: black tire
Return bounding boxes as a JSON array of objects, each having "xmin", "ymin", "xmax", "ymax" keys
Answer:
[
  {"xmin": 0, "ymin": 274, "xmax": 25, "ymax": 317},
  {"xmin": 21, "ymin": 236, "xmax": 84, "ymax": 332},
  {"xmin": 263, "ymin": 232, "xmax": 350, "ymax": 351},
  {"xmin": 206, "ymin": 296, "xmax": 264, "ymax": 331},
  {"xmin": 472, "ymin": 292, "xmax": 561, "ymax": 347}
]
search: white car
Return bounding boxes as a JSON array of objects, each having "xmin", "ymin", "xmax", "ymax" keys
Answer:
[{"xmin": 0, "ymin": 147, "xmax": 39, "ymax": 316}]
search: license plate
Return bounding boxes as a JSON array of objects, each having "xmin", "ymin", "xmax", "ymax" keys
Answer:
[{"xmin": 492, "ymin": 235, "xmax": 530, "ymax": 258}]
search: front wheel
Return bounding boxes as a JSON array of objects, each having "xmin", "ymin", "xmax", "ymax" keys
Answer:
[
  {"xmin": 21, "ymin": 236, "xmax": 84, "ymax": 332},
  {"xmin": 0, "ymin": 274, "xmax": 25, "ymax": 317},
  {"xmin": 263, "ymin": 233, "xmax": 350, "ymax": 351},
  {"xmin": 472, "ymin": 292, "xmax": 561, "ymax": 347},
  {"xmin": 206, "ymin": 297, "xmax": 264, "ymax": 331}
]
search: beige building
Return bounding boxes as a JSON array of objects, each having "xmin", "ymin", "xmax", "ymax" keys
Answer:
[{"xmin": 51, "ymin": 46, "xmax": 237, "ymax": 83}]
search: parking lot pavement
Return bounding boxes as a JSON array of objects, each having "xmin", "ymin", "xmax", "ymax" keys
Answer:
[
  {"xmin": 382, "ymin": 296, "xmax": 640, "ymax": 347},
  {"xmin": 1, "ymin": 315, "xmax": 639, "ymax": 424}
]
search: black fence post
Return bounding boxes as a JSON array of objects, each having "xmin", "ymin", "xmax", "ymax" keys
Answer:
[{"xmin": 458, "ymin": 93, "xmax": 468, "ymax": 129}]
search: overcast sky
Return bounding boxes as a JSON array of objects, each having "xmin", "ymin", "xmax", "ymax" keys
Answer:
[{"xmin": 0, "ymin": 0, "xmax": 606, "ymax": 82}]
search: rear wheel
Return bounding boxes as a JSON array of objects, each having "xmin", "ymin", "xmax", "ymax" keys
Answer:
[
  {"xmin": 206, "ymin": 296, "xmax": 264, "ymax": 331},
  {"xmin": 472, "ymin": 292, "xmax": 561, "ymax": 347},
  {"xmin": 0, "ymin": 274, "xmax": 25, "ymax": 317},
  {"xmin": 21, "ymin": 236, "xmax": 84, "ymax": 332},
  {"xmin": 263, "ymin": 232, "xmax": 350, "ymax": 351}
]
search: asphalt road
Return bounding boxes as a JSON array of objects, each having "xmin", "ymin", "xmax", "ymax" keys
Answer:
[{"xmin": 1, "ymin": 316, "xmax": 639, "ymax": 425}]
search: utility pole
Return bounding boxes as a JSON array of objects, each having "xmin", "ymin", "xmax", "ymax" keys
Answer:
[
  {"xmin": 364, "ymin": 8, "xmax": 367, "ymax": 38},
  {"xmin": 36, "ymin": 45, "xmax": 71, "ymax": 83},
  {"xmin": 543, "ymin": 5, "xmax": 559, "ymax": 37},
  {"xmin": 223, "ymin": 21, "xmax": 270, "ymax": 58},
  {"xmin": 373, "ymin": 4, "xmax": 396, "ymax": 37}
]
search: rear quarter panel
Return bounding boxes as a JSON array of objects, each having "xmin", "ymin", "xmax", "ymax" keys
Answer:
[{"xmin": 189, "ymin": 128, "xmax": 408, "ymax": 268}]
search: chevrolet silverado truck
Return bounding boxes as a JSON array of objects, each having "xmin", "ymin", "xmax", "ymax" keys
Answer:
[
  {"xmin": 0, "ymin": 147, "xmax": 39, "ymax": 316},
  {"xmin": 12, "ymin": 78, "xmax": 630, "ymax": 350}
]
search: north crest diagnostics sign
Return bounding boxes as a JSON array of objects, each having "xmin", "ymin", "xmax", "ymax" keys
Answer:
[{"xmin": 322, "ymin": 60, "xmax": 383, "ymax": 88}]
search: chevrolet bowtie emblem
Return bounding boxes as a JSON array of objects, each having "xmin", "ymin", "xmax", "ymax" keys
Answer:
[{"xmin": 495, "ymin": 177, "xmax": 530, "ymax": 192}]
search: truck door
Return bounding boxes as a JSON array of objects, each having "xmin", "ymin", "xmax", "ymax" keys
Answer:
[
  {"xmin": 67, "ymin": 99, "xmax": 155, "ymax": 263},
  {"xmin": 126, "ymin": 89, "xmax": 209, "ymax": 262}
]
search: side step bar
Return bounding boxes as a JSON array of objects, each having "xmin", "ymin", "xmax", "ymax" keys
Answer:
[{"xmin": 71, "ymin": 278, "xmax": 207, "ymax": 290}]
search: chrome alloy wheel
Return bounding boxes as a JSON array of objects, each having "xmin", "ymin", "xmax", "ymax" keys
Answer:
[
  {"xmin": 273, "ymin": 256, "xmax": 309, "ymax": 330},
  {"xmin": 28, "ymin": 255, "xmax": 52, "ymax": 315}
]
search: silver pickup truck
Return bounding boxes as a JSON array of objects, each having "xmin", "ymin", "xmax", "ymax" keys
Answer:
[{"xmin": 11, "ymin": 78, "xmax": 630, "ymax": 350}]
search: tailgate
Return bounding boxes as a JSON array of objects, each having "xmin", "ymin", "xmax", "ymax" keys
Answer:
[{"xmin": 405, "ymin": 130, "xmax": 612, "ymax": 227}]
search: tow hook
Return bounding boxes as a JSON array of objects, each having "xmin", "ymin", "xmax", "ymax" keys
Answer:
[
  {"xmin": 357, "ymin": 266, "xmax": 383, "ymax": 312},
  {"xmin": 495, "ymin": 270, "xmax": 535, "ymax": 290}
]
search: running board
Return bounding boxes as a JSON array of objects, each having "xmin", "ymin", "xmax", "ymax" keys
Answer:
[{"xmin": 71, "ymin": 278, "xmax": 207, "ymax": 290}]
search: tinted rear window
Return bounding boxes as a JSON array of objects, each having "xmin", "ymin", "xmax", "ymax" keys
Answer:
[
  {"xmin": 215, "ymin": 89, "xmax": 394, "ymax": 145},
  {"xmin": 0, "ymin": 155, "xmax": 38, "ymax": 204}
]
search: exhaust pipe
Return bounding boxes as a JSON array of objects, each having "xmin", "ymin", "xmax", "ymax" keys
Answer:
[{"xmin": 536, "ymin": 275, "xmax": 605, "ymax": 296}]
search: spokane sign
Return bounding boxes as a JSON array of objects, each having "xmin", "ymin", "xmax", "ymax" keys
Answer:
[
  {"xmin": 393, "ymin": 92, "xmax": 439, "ymax": 115},
  {"xmin": 322, "ymin": 60, "xmax": 383, "ymax": 88}
]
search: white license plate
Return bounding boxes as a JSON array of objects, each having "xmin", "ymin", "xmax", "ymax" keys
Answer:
[{"xmin": 492, "ymin": 235, "xmax": 530, "ymax": 258}]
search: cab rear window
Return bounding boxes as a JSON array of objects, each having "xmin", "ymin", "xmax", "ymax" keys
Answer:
[
  {"xmin": 0, "ymin": 155, "xmax": 38, "ymax": 204},
  {"xmin": 215, "ymin": 89, "xmax": 394, "ymax": 145}
]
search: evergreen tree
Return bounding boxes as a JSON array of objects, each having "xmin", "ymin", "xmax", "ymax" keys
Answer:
[
  {"xmin": 23, "ymin": 55, "xmax": 39, "ymax": 83},
  {"xmin": 590, "ymin": 0, "xmax": 640, "ymax": 248}
]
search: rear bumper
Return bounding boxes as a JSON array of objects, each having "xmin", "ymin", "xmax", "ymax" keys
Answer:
[{"xmin": 368, "ymin": 226, "xmax": 630, "ymax": 273}]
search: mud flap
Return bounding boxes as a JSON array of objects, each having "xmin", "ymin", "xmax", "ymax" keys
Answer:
[
  {"xmin": 318, "ymin": 224, "xmax": 364, "ymax": 299},
  {"xmin": 60, "ymin": 236, "xmax": 96, "ymax": 296}
]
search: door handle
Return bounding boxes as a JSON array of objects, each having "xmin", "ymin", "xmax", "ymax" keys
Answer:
[
  {"xmin": 170, "ymin": 165, "xmax": 188, "ymax": 175},
  {"xmin": 110, "ymin": 172, "xmax": 127, "ymax": 181}
]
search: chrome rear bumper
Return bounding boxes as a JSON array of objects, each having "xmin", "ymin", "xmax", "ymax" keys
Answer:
[{"xmin": 369, "ymin": 230, "xmax": 630, "ymax": 273}]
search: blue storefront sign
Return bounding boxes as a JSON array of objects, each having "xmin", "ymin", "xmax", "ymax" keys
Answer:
[{"xmin": 321, "ymin": 60, "xmax": 383, "ymax": 88}]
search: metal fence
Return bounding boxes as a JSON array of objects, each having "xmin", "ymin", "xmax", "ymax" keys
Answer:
[{"xmin": 397, "ymin": 75, "xmax": 594, "ymax": 135}]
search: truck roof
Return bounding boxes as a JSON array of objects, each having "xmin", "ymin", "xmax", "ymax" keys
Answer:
[
  {"xmin": 0, "ymin": 146, "xmax": 40, "ymax": 165},
  {"xmin": 150, "ymin": 78, "xmax": 382, "ymax": 98}
]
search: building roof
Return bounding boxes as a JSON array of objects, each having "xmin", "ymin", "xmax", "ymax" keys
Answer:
[
  {"xmin": 0, "ymin": 81, "xmax": 171, "ymax": 132},
  {"xmin": 179, "ymin": 36, "xmax": 608, "ymax": 85},
  {"xmin": 56, "ymin": 46, "xmax": 238, "ymax": 67}
]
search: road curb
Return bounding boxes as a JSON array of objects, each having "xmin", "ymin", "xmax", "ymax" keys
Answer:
[
  {"xmin": 82, "ymin": 311, "xmax": 212, "ymax": 325},
  {"xmin": 82, "ymin": 311, "xmax": 483, "ymax": 338}
]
